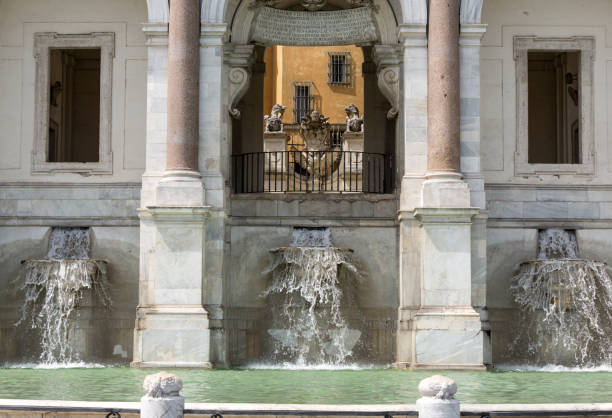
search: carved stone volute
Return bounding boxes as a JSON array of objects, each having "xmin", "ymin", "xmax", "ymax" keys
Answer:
[
  {"xmin": 225, "ymin": 44, "xmax": 256, "ymax": 119},
  {"xmin": 372, "ymin": 45, "xmax": 401, "ymax": 120}
]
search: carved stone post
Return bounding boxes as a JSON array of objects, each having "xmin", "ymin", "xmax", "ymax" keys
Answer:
[
  {"xmin": 141, "ymin": 372, "xmax": 184, "ymax": 418},
  {"xmin": 417, "ymin": 376, "xmax": 460, "ymax": 418}
]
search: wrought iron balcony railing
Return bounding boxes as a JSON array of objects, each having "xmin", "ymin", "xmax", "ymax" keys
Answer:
[{"xmin": 232, "ymin": 151, "xmax": 391, "ymax": 194}]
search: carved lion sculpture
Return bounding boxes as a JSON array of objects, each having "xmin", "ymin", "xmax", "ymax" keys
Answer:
[
  {"xmin": 345, "ymin": 103, "xmax": 364, "ymax": 133},
  {"xmin": 264, "ymin": 104, "xmax": 286, "ymax": 132}
]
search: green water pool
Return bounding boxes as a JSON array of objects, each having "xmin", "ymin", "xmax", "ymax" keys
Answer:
[{"xmin": 0, "ymin": 366, "xmax": 611, "ymax": 404}]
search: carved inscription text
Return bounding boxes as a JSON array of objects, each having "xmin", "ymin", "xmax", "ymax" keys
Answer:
[{"xmin": 252, "ymin": 7, "xmax": 377, "ymax": 46}]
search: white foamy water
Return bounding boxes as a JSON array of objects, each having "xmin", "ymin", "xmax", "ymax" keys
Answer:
[
  {"xmin": 244, "ymin": 362, "xmax": 385, "ymax": 370},
  {"xmin": 496, "ymin": 363, "xmax": 612, "ymax": 372},
  {"xmin": 290, "ymin": 227, "xmax": 332, "ymax": 247},
  {"xmin": 510, "ymin": 229, "xmax": 612, "ymax": 366},
  {"xmin": 263, "ymin": 228, "xmax": 362, "ymax": 366},
  {"xmin": 16, "ymin": 228, "xmax": 111, "ymax": 365},
  {"xmin": 3, "ymin": 361, "xmax": 107, "ymax": 369},
  {"xmin": 47, "ymin": 227, "xmax": 90, "ymax": 259},
  {"xmin": 537, "ymin": 228, "xmax": 578, "ymax": 259}
]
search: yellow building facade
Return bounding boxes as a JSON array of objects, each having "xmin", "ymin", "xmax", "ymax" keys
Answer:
[{"xmin": 263, "ymin": 45, "xmax": 364, "ymax": 125}]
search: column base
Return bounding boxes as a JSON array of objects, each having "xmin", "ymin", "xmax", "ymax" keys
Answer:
[
  {"xmin": 412, "ymin": 306, "xmax": 485, "ymax": 368},
  {"xmin": 422, "ymin": 171, "xmax": 470, "ymax": 208},
  {"xmin": 132, "ymin": 305, "xmax": 211, "ymax": 367},
  {"xmin": 156, "ymin": 170, "xmax": 204, "ymax": 206}
]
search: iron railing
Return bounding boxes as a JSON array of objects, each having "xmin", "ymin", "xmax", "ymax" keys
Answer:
[
  {"xmin": 232, "ymin": 151, "xmax": 390, "ymax": 194},
  {"xmin": 284, "ymin": 123, "xmax": 346, "ymax": 148}
]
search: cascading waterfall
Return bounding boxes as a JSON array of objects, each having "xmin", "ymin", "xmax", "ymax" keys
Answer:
[
  {"xmin": 510, "ymin": 229, "xmax": 612, "ymax": 366},
  {"xmin": 16, "ymin": 228, "xmax": 110, "ymax": 364},
  {"xmin": 263, "ymin": 228, "xmax": 362, "ymax": 366}
]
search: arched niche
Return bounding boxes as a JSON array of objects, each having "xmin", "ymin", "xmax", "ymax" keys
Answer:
[{"xmin": 230, "ymin": 0, "xmax": 398, "ymax": 46}]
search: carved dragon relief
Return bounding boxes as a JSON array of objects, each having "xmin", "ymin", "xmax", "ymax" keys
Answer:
[
  {"xmin": 377, "ymin": 66, "xmax": 399, "ymax": 119},
  {"xmin": 228, "ymin": 67, "xmax": 251, "ymax": 119}
]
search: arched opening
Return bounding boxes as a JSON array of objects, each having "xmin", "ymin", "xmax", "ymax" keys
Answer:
[{"xmin": 228, "ymin": 0, "xmax": 398, "ymax": 194}]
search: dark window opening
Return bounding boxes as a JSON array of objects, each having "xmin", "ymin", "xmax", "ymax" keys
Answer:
[
  {"xmin": 328, "ymin": 52, "xmax": 351, "ymax": 84},
  {"xmin": 48, "ymin": 48, "xmax": 101, "ymax": 163},
  {"xmin": 293, "ymin": 81, "xmax": 314, "ymax": 123},
  {"xmin": 528, "ymin": 51, "xmax": 580, "ymax": 164}
]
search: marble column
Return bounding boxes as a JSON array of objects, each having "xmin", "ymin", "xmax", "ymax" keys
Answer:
[
  {"xmin": 407, "ymin": 0, "xmax": 484, "ymax": 369},
  {"xmin": 133, "ymin": 1, "xmax": 212, "ymax": 368}
]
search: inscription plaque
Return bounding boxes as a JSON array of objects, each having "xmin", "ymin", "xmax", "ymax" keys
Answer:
[{"xmin": 251, "ymin": 7, "xmax": 378, "ymax": 46}]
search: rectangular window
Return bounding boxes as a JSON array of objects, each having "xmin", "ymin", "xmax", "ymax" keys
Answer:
[
  {"xmin": 328, "ymin": 52, "xmax": 351, "ymax": 85},
  {"xmin": 293, "ymin": 81, "xmax": 313, "ymax": 123},
  {"xmin": 48, "ymin": 48, "xmax": 101, "ymax": 163},
  {"xmin": 514, "ymin": 36, "xmax": 594, "ymax": 176},
  {"xmin": 33, "ymin": 32, "xmax": 114, "ymax": 174},
  {"xmin": 527, "ymin": 51, "xmax": 580, "ymax": 164}
]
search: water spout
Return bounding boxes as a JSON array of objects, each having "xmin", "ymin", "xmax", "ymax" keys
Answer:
[
  {"xmin": 263, "ymin": 228, "xmax": 362, "ymax": 366},
  {"xmin": 510, "ymin": 229, "xmax": 612, "ymax": 366},
  {"xmin": 16, "ymin": 228, "xmax": 111, "ymax": 364}
]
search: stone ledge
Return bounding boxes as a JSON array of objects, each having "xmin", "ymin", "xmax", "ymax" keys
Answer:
[{"xmin": 1, "ymin": 400, "xmax": 611, "ymax": 418}]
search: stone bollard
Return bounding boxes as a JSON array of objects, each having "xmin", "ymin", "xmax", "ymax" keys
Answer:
[
  {"xmin": 416, "ymin": 375, "xmax": 460, "ymax": 418},
  {"xmin": 140, "ymin": 371, "xmax": 184, "ymax": 418}
]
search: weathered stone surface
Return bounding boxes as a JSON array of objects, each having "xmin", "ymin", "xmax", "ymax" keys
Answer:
[
  {"xmin": 141, "ymin": 372, "xmax": 184, "ymax": 418},
  {"xmin": 417, "ymin": 376, "xmax": 460, "ymax": 418},
  {"xmin": 418, "ymin": 375, "xmax": 457, "ymax": 399},
  {"xmin": 251, "ymin": 7, "xmax": 377, "ymax": 46}
]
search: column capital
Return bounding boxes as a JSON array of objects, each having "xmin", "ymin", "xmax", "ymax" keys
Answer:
[
  {"xmin": 200, "ymin": 23, "xmax": 229, "ymax": 45},
  {"xmin": 459, "ymin": 24, "xmax": 487, "ymax": 47},
  {"xmin": 372, "ymin": 44, "xmax": 402, "ymax": 69},
  {"xmin": 142, "ymin": 22, "xmax": 169, "ymax": 46},
  {"xmin": 224, "ymin": 43, "xmax": 256, "ymax": 68},
  {"xmin": 398, "ymin": 24, "xmax": 428, "ymax": 48}
]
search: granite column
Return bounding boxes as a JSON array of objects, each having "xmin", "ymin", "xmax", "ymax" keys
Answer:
[
  {"xmin": 427, "ymin": 0, "xmax": 460, "ymax": 176},
  {"xmin": 156, "ymin": 0, "xmax": 204, "ymax": 206}
]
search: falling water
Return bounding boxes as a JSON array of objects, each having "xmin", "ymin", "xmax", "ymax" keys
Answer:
[
  {"xmin": 264, "ymin": 228, "xmax": 361, "ymax": 366},
  {"xmin": 510, "ymin": 229, "xmax": 612, "ymax": 366},
  {"xmin": 16, "ymin": 228, "xmax": 110, "ymax": 364}
]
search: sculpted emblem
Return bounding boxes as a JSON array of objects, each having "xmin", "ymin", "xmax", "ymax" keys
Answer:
[{"xmin": 299, "ymin": 110, "xmax": 331, "ymax": 151}]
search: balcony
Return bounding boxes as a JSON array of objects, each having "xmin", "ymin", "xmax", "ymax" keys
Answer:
[{"xmin": 231, "ymin": 150, "xmax": 391, "ymax": 194}]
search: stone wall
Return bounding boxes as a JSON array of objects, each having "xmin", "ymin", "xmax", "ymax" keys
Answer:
[
  {"xmin": 226, "ymin": 194, "xmax": 398, "ymax": 365},
  {"xmin": 0, "ymin": 221, "xmax": 139, "ymax": 363},
  {"xmin": 0, "ymin": 0, "xmax": 148, "ymax": 182},
  {"xmin": 481, "ymin": 0, "xmax": 612, "ymax": 364}
]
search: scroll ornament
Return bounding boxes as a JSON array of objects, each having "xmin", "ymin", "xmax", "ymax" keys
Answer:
[{"xmin": 228, "ymin": 67, "xmax": 251, "ymax": 119}]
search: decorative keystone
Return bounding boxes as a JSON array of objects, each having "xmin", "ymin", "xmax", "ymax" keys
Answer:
[
  {"xmin": 143, "ymin": 372, "xmax": 183, "ymax": 398},
  {"xmin": 418, "ymin": 375, "xmax": 457, "ymax": 400}
]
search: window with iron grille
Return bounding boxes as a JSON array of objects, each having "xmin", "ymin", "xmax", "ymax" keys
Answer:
[
  {"xmin": 293, "ymin": 81, "xmax": 314, "ymax": 123},
  {"xmin": 328, "ymin": 52, "xmax": 351, "ymax": 84}
]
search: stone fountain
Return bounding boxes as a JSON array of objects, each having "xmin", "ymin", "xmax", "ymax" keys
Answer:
[
  {"xmin": 263, "ymin": 227, "xmax": 362, "ymax": 366},
  {"xmin": 16, "ymin": 227, "xmax": 111, "ymax": 364},
  {"xmin": 510, "ymin": 229, "xmax": 612, "ymax": 366}
]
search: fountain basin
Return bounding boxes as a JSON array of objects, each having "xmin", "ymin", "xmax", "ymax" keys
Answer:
[{"xmin": 0, "ymin": 368, "xmax": 612, "ymax": 404}]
